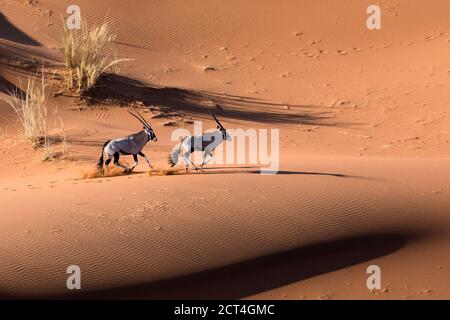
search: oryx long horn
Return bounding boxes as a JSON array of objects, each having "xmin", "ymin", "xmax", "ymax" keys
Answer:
[
  {"xmin": 211, "ymin": 113, "xmax": 225, "ymax": 129},
  {"xmin": 133, "ymin": 108, "xmax": 152, "ymax": 128},
  {"xmin": 129, "ymin": 109, "xmax": 151, "ymax": 128},
  {"xmin": 128, "ymin": 110, "xmax": 148, "ymax": 128}
]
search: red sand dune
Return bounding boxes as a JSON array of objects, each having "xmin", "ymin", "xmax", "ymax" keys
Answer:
[{"xmin": 0, "ymin": 0, "xmax": 449, "ymax": 299}]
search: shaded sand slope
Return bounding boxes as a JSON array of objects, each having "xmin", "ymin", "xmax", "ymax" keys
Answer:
[{"xmin": 0, "ymin": 156, "xmax": 449, "ymax": 298}]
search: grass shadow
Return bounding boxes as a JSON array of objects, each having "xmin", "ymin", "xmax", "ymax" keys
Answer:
[{"xmin": 79, "ymin": 73, "xmax": 353, "ymax": 128}]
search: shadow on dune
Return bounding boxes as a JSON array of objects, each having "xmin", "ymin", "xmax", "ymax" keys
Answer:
[
  {"xmin": 0, "ymin": 40, "xmax": 60, "ymax": 74},
  {"xmin": 0, "ymin": 74, "xmax": 26, "ymax": 96},
  {"xmin": 0, "ymin": 21, "xmax": 59, "ymax": 96},
  {"xmin": 28, "ymin": 232, "xmax": 419, "ymax": 300},
  {"xmin": 167, "ymin": 168, "xmax": 354, "ymax": 178},
  {"xmin": 154, "ymin": 166, "xmax": 386, "ymax": 181},
  {"xmin": 79, "ymin": 73, "xmax": 353, "ymax": 128},
  {"xmin": 198, "ymin": 168, "xmax": 361, "ymax": 178},
  {"xmin": 198, "ymin": 169, "xmax": 349, "ymax": 177},
  {"xmin": 0, "ymin": 24, "xmax": 60, "ymax": 86},
  {"xmin": 0, "ymin": 13, "xmax": 40, "ymax": 46}
]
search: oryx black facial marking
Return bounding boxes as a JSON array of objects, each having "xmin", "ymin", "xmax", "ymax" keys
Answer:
[{"xmin": 97, "ymin": 109, "xmax": 157, "ymax": 175}]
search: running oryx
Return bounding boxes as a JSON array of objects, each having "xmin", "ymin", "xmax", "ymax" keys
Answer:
[
  {"xmin": 97, "ymin": 109, "xmax": 157, "ymax": 175},
  {"xmin": 168, "ymin": 113, "xmax": 232, "ymax": 171}
]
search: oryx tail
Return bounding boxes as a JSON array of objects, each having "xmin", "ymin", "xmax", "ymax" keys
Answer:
[
  {"xmin": 168, "ymin": 148, "xmax": 178, "ymax": 167},
  {"xmin": 168, "ymin": 137, "xmax": 187, "ymax": 167},
  {"xmin": 97, "ymin": 140, "xmax": 111, "ymax": 169}
]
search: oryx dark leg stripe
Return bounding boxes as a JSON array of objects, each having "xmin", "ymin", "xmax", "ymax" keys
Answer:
[
  {"xmin": 129, "ymin": 154, "xmax": 138, "ymax": 171},
  {"xmin": 113, "ymin": 152, "xmax": 120, "ymax": 164},
  {"xmin": 113, "ymin": 152, "xmax": 129, "ymax": 171},
  {"xmin": 139, "ymin": 151, "xmax": 153, "ymax": 168}
]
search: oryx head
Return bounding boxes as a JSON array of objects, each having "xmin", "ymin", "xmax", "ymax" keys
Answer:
[
  {"xmin": 212, "ymin": 113, "xmax": 231, "ymax": 141},
  {"xmin": 128, "ymin": 109, "xmax": 158, "ymax": 142}
]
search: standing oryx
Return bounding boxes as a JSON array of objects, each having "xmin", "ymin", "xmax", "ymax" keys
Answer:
[
  {"xmin": 97, "ymin": 109, "xmax": 157, "ymax": 175},
  {"xmin": 168, "ymin": 113, "xmax": 232, "ymax": 171}
]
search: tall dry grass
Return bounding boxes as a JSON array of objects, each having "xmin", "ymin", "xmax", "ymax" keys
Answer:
[
  {"xmin": 62, "ymin": 22, "xmax": 126, "ymax": 93},
  {"xmin": 2, "ymin": 71, "xmax": 68, "ymax": 160},
  {"xmin": 2, "ymin": 71, "xmax": 50, "ymax": 148}
]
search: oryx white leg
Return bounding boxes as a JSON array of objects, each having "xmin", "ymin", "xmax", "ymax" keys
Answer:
[
  {"xmin": 200, "ymin": 151, "xmax": 213, "ymax": 170},
  {"xmin": 139, "ymin": 151, "xmax": 153, "ymax": 169},
  {"xmin": 182, "ymin": 150, "xmax": 196, "ymax": 171}
]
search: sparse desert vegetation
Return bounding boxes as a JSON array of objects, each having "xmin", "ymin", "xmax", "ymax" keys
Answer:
[
  {"xmin": 2, "ymin": 71, "xmax": 50, "ymax": 147},
  {"xmin": 1, "ymin": 71, "xmax": 67, "ymax": 160},
  {"xmin": 62, "ymin": 22, "xmax": 127, "ymax": 94}
]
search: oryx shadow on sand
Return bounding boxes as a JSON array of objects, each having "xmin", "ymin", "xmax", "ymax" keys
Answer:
[
  {"xmin": 78, "ymin": 165, "xmax": 385, "ymax": 182},
  {"xmin": 194, "ymin": 166, "xmax": 382, "ymax": 180},
  {"xmin": 147, "ymin": 166, "xmax": 387, "ymax": 182}
]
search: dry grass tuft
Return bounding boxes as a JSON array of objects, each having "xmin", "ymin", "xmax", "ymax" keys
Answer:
[
  {"xmin": 62, "ymin": 22, "xmax": 128, "ymax": 94},
  {"xmin": 2, "ymin": 71, "xmax": 50, "ymax": 148},
  {"xmin": 2, "ymin": 71, "xmax": 69, "ymax": 160}
]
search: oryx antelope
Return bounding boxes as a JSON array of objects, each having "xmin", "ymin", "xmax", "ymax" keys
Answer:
[
  {"xmin": 97, "ymin": 109, "xmax": 157, "ymax": 175},
  {"xmin": 168, "ymin": 113, "xmax": 232, "ymax": 171}
]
